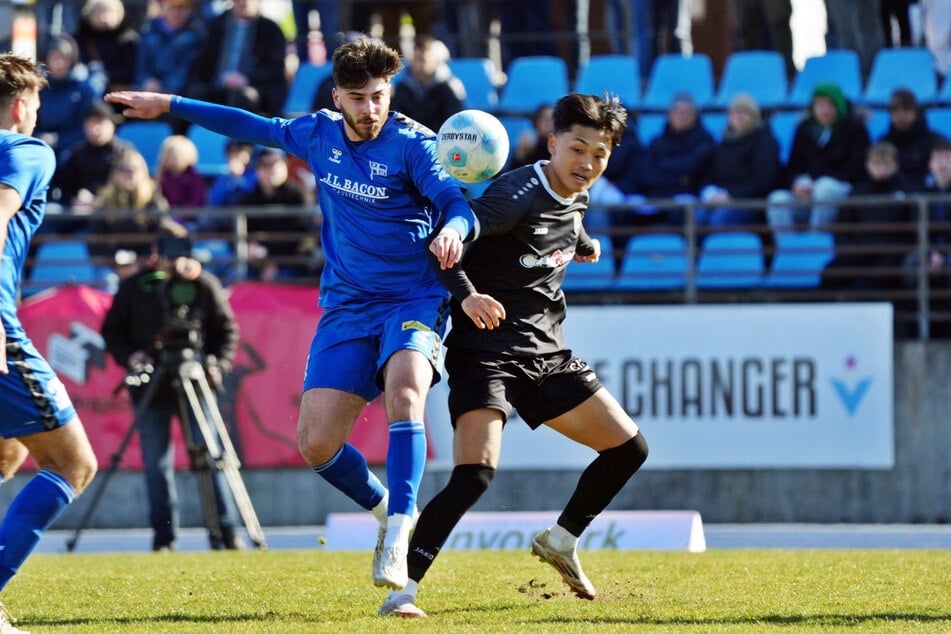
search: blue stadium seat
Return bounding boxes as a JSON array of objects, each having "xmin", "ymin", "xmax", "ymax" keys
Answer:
[
  {"xmin": 192, "ymin": 238, "xmax": 234, "ymax": 280},
  {"xmin": 696, "ymin": 231, "xmax": 764, "ymax": 288},
  {"xmin": 497, "ymin": 115, "xmax": 534, "ymax": 167},
  {"xmin": 641, "ymin": 53, "xmax": 715, "ymax": 110},
  {"xmin": 27, "ymin": 240, "xmax": 100, "ymax": 295},
  {"xmin": 448, "ymin": 57, "xmax": 499, "ymax": 111},
  {"xmin": 636, "ymin": 113, "xmax": 667, "ymax": 143},
  {"xmin": 283, "ymin": 62, "xmax": 332, "ymax": 116},
  {"xmin": 769, "ymin": 111, "xmax": 803, "ymax": 163},
  {"xmin": 714, "ymin": 50, "xmax": 788, "ymax": 110},
  {"xmin": 866, "ymin": 108, "xmax": 891, "ymax": 141},
  {"xmin": 939, "ymin": 75, "xmax": 951, "ymax": 103},
  {"xmin": 116, "ymin": 121, "xmax": 173, "ymax": 173},
  {"xmin": 703, "ymin": 112, "xmax": 729, "ymax": 141},
  {"xmin": 561, "ymin": 234, "xmax": 616, "ymax": 291},
  {"xmin": 788, "ymin": 50, "xmax": 863, "ymax": 107},
  {"xmin": 497, "ymin": 56, "xmax": 569, "ymax": 115},
  {"xmin": 763, "ymin": 231, "xmax": 835, "ymax": 288},
  {"xmin": 573, "ymin": 55, "xmax": 640, "ymax": 108},
  {"xmin": 615, "ymin": 233, "xmax": 688, "ymax": 290},
  {"xmin": 187, "ymin": 125, "xmax": 233, "ymax": 176},
  {"xmin": 926, "ymin": 107, "xmax": 951, "ymax": 139},
  {"xmin": 862, "ymin": 47, "xmax": 938, "ymax": 106}
]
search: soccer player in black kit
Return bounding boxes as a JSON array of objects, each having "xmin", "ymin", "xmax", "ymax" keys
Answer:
[{"xmin": 379, "ymin": 93, "xmax": 650, "ymax": 618}]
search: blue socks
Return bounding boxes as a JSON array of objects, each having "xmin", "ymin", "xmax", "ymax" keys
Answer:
[
  {"xmin": 0, "ymin": 470, "xmax": 75, "ymax": 591},
  {"xmin": 312, "ymin": 443, "xmax": 386, "ymax": 510},
  {"xmin": 385, "ymin": 421, "xmax": 426, "ymax": 517}
]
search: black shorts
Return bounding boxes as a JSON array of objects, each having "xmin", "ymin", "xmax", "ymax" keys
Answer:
[{"xmin": 445, "ymin": 349, "xmax": 603, "ymax": 429}]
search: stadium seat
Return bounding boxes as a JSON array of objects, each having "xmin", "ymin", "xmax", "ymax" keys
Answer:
[
  {"xmin": 27, "ymin": 240, "xmax": 100, "ymax": 295},
  {"xmin": 561, "ymin": 234, "xmax": 616, "ymax": 291},
  {"xmin": 714, "ymin": 50, "xmax": 788, "ymax": 110},
  {"xmin": 192, "ymin": 238, "xmax": 234, "ymax": 280},
  {"xmin": 787, "ymin": 49, "xmax": 863, "ymax": 107},
  {"xmin": 926, "ymin": 107, "xmax": 951, "ymax": 139},
  {"xmin": 636, "ymin": 112, "xmax": 667, "ymax": 143},
  {"xmin": 641, "ymin": 53, "xmax": 715, "ymax": 111},
  {"xmin": 116, "ymin": 121, "xmax": 173, "ymax": 173},
  {"xmin": 769, "ymin": 111, "xmax": 803, "ymax": 163},
  {"xmin": 497, "ymin": 56, "xmax": 569, "ymax": 115},
  {"xmin": 187, "ymin": 125, "xmax": 233, "ymax": 176},
  {"xmin": 763, "ymin": 231, "xmax": 835, "ymax": 288},
  {"xmin": 615, "ymin": 233, "xmax": 688, "ymax": 290},
  {"xmin": 283, "ymin": 62, "xmax": 332, "ymax": 116},
  {"xmin": 696, "ymin": 231, "xmax": 764, "ymax": 288},
  {"xmin": 448, "ymin": 57, "xmax": 499, "ymax": 111},
  {"xmin": 573, "ymin": 55, "xmax": 641, "ymax": 108},
  {"xmin": 703, "ymin": 112, "xmax": 729, "ymax": 141},
  {"xmin": 497, "ymin": 115, "xmax": 534, "ymax": 166},
  {"xmin": 862, "ymin": 47, "xmax": 938, "ymax": 106},
  {"xmin": 939, "ymin": 74, "xmax": 951, "ymax": 103},
  {"xmin": 866, "ymin": 108, "xmax": 891, "ymax": 141}
]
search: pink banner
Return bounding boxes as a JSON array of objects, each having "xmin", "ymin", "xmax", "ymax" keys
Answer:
[{"xmin": 18, "ymin": 284, "xmax": 393, "ymax": 469}]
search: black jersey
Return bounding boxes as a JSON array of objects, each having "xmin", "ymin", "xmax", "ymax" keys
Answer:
[{"xmin": 442, "ymin": 162, "xmax": 597, "ymax": 357}]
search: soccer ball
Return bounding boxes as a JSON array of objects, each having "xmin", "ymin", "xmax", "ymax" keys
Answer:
[{"xmin": 436, "ymin": 109, "xmax": 510, "ymax": 183}]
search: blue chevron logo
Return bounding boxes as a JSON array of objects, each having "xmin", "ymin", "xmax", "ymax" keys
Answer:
[{"xmin": 831, "ymin": 377, "xmax": 873, "ymax": 416}]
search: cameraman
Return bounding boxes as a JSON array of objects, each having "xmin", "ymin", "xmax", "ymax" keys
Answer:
[{"xmin": 101, "ymin": 231, "xmax": 243, "ymax": 551}]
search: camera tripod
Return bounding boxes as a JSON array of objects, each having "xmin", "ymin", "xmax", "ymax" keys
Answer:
[{"xmin": 66, "ymin": 348, "xmax": 267, "ymax": 552}]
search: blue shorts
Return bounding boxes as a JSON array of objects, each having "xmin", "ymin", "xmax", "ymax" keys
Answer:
[
  {"xmin": 303, "ymin": 295, "xmax": 450, "ymax": 401},
  {"xmin": 1, "ymin": 339, "xmax": 77, "ymax": 438}
]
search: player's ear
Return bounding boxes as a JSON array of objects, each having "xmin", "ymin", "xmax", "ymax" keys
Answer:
[{"xmin": 331, "ymin": 87, "xmax": 340, "ymax": 109}]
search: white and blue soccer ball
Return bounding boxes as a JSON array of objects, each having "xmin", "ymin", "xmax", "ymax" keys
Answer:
[{"xmin": 437, "ymin": 109, "xmax": 510, "ymax": 183}]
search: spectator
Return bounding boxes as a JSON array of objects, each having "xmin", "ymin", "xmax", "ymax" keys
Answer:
[
  {"xmin": 824, "ymin": 0, "xmax": 885, "ymax": 78},
  {"xmin": 75, "ymin": 0, "xmax": 140, "ymax": 97},
  {"xmin": 881, "ymin": 88, "xmax": 945, "ymax": 188},
  {"xmin": 155, "ymin": 135, "xmax": 208, "ymax": 219},
  {"xmin": 35, "ymin": 34, "xmax": 98, "ymax": 162},
  {"xmin": 881, "ymin": 0, "xmax": 913, "ymax": 47},
  {"xmin": 903, "ymin": 137, "xmax": 951, "ymax": 336},
  {"xmin": 508, "ymin": 104, "xmax": 554, "ymax": 170},
  {"xmin": 496, "ymin": 0, "xmax": 558, "ymax": 63},
  {"xmin": 50, "ymin": 101, "xmax": 134, "ymax": 212},
  {"xmin": 292, "ymin": 1, "xmax": 341, "ymax": 64},
  {"xmin": 135, "ymin": 0, "xmax": 206, "ymax": 134},
  {"xmin": 766, "ymin": 82, "xmax": 870, "ymax": 238},
  {"xmin": 186, "ymin": 0, "xmax": 289, "ymax": 118},
  {"xmin": 730, "ymin": 0, "xmax": 795, "ymax": 78},
  {"xmin": 205, "ymin": 139, "xmax": 257, "ymax": 209},
  {"xmin": 607, "ymin": 0, "xmax": 693, "ymax": 79},
  {"xmin": 698, "ymin": 93, "xmax": 780, "ymax": 228},
  {"xmin": 921, "ymin": 0, "xmax": 951, "ymax": 80},
  {"xmin": 821, "ymin": 140, "xmax": 915, "ymax": 291},
  {"xmin": 88, "ymin": 147, "xmax": 176, "ymax": 263},
  {"xmin": 390, "ymin": 35, "xmax": 465, "ymax": 133},
  {"xmin": 238, "ymin": 148, "xmax": 317, "ymax": 281},
  {"xmin": 639, "ymin": 91, "xmax": 716, "ymax": 225}
]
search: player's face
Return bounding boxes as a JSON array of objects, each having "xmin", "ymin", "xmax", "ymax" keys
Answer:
[
  {"xmin": 333, "ymin": 78, "xmax": 391, "ymax": 142},
  {"xmin": 545, "ymin": 124, "xmax": 612, "ymax": 198},
  {"xmin": 14, "ymin": 89, "xmax": 41, "ymax": 137}
]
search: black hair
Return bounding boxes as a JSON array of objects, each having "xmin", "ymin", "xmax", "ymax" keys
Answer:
[{"xmin": 551, "ymin": 93, "xmax": 628, "ymax": 148}]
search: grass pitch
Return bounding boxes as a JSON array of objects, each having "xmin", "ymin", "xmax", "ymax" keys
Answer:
[{"xmin": 8, "ymin": 549, "xmax": 951, "ymax": 632}]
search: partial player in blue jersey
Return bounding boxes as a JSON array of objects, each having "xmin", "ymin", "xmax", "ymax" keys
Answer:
[
  {"xmin": 105, "ymin": 36, "xmax": 475, "ymax": 592},
  {"xmin": 0, "ymin": 53, "xmax": 99, "ymax": 633}
]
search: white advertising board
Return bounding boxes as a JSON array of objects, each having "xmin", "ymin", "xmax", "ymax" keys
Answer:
[{"xmin": 425, "ymin": 303, "xmax": 894, "ymax": 470}]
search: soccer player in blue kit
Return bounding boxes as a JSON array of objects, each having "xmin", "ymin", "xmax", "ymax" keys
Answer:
[
  {"xmin": 0, "ymin": 53, "xmax": 99, "ymax": 633},
  {"xmin": 381, "ymin": 93, "xmax": 650, "ymax": 617},
  {"xmin": 106, "ymin": 37, "xmax": 474, "ymax": 590}
]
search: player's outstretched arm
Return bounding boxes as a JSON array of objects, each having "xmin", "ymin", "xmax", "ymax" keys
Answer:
[{"xmin": 104, "ymin": 91, "xmax": 173, "ymax": 120}]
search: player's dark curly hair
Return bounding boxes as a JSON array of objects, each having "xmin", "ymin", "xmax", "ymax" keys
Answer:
[
  {"xmin": 551, "ymin": 93, "xmax": 628, "ymax": 148},
  {"xmin": 331, "ymin": 36, "xmax": 403, "ymax": 90},
  {"xmin": 0, "ymin": 53, "xmax": 47, "ymax": 112}
]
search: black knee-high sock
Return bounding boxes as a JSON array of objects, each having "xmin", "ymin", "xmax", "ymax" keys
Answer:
[
  {"xmin": 407, "ymin": 464, "xmax": 495, "ymax": 583},
  {"xmin": 558, "ymin": 433, "xmax": 649, "ymax": 537}
]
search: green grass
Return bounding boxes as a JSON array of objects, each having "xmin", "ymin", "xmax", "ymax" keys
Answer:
[{"xmin": 7, "ymin": 549, "xmax": 951, "ymax": 632}]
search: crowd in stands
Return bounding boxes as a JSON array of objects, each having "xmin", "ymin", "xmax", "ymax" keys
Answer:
[{"xmin": 20, "ymin": 0, "xmax": 951, "ymax": 318}]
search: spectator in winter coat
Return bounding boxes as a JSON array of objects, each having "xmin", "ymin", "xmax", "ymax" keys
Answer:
[
  {"xmin": 880, "ymin": 88, "xmax": 945, "ymax": 188},
  {"xmin": 698, "ymin": 93, "xmax": 780, "ymax": 228},
  {"xmin": 766, "ymin": 82, "xmax": 870, "ymax": 238}
]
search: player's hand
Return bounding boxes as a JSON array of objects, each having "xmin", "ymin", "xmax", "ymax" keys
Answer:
[
  {"xmin": 103, "ymin": 91, "xmax": 172, "ymax": 120},
  {"xmin": 430, "ymin": 227, "xmax": 463, "ymax": 269},
  {"xmin": 460, "ymin": 293, "xmax": 505, "ymax": 330},
  {"xmin": 0, "ymin": 330, "xmax": 7, "ymax": 375},
  {"xmin": 573, "ymin": 238, "xmax": 602, "ymax": 263}
]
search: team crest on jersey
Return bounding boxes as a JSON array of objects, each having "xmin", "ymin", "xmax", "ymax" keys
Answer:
[
  {"xmin": 329, "ymin": 148, "xmax": 343, "ymax": 164},
  {"xmin": 369, "ymin": 161, "xmax": 388, "ymax": 180}
]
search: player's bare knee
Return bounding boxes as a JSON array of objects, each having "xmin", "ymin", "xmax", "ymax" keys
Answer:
[
  {"xmin": 384, "ymin": 386, "xmax": 426, "ymax": 421},
  {"xmin": 297, "ymin": 425, "xmax": 337, "ymax": 466}
]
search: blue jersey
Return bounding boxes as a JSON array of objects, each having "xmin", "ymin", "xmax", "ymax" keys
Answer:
[
  {"xmin": 171, "ymin": 98, "xmax": 476, "ymax": 306},
  {"xmin": 0, "ymin": 131, "xmax": 56, "ymax": 340}
]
